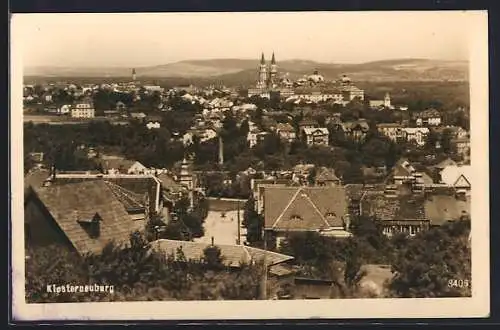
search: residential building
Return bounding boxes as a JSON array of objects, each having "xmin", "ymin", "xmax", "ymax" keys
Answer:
[
  {"xmin": 71, "ymin": 100, "xmax": 95, "ymax": 118},
  {"xmin": 439, "ymin": 165, "xmax": 472, "ymax": 195},
  {"xmin": 314, "ymin": 167, "xmax": 341, "ymax": 186},
  {"xmin": 58, "ymin": 104, "xmax": 71, "ymax": 115},
  {"xmin": 377, "ymin": 123, "xmax": 403, "ymax": 141},
  {"xmin": 264, "ymin": 186, "xmax": 352, "ymax": 248},
  {"xmin": 130, "ymin": 112, "xmax": 147, "ymax": 120},
  {"xmin": 451, "ymin": 136, "xmax": 471, "ymax": 160},
  {"xmin": 24, "ymin": 179, "xmax": 148, "ymax": 255},
  {"xmin": 413, "ymin": 108, "xmax": 442, "ymax": 126},
  {"xmin": 301, "ymin": 127, "xmax": 329, "ymax": 146},
  {"xmin": 385, "ymin": 157, "xmax": 434, "ymax": 188},
  {"xmin": 401, "ymin": 127, "xmax": 429, "ymax": 146},
  {"xmin": 247, "ymin": 130, "xmax": 269, "ymax": 148},
  {"xmin": 298, "ymin": 119, "xmax": 319, "ymax": 131},
  {"xmin": 99, "ymin": 157, "xmax": 148, "ymax": 175},
  {"xmin": 183, "ymin": 128, "xmax": 218, "ymax": 146},
  {"xmin": 360, "ymin": 191, "xmax": 429, "ymax": 237},
  {"xmin": 340, "ymin": 119, "xmax": 370, "ymax": 142},
  {"xmin": 276, "ymin": 123, "xmax": 297, "ymax": 143}
]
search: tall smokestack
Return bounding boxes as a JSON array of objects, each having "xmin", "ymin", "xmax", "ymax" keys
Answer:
[
  {"xmin": 218, "ymin": 135, "xmax": 224, "ymax": 165},
  {"xmin": 132, "ymin": 68, "xmax": 136, "ymax": 81}
]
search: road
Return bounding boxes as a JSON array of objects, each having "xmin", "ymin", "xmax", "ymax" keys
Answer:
[{"xmin": 195, "ymin": 210, "xmax": 247, "ymax": 246}]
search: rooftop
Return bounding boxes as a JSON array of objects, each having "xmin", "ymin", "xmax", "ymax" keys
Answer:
[{"xmin": 150, "ymin": 239, "xmax": 294, "ymax": 268}]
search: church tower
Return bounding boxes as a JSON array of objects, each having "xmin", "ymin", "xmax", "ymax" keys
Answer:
[
  {"xmin": 132, "ymin": 68, "xmax": 136, "ymax": 81},
  {"xmin": 257, "ymin": 53, "xmax": 268, "ymax": 89},
  {"xmin": 269, "ymin": 52, "xmax": 278, "ymax": 88},
  {"xmin": 384, "ymin": 92, "xmax": 391, "ymax": 108}
]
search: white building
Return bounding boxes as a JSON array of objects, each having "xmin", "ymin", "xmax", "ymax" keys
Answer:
[
  {"xmin": 146, "ymin": 121, "xmax": 161, "ymax": 130},
  {"xmin": 440, "ymin": 165, "xmax": 472, "ymax": 195},
  {"xmin": 401, "ymin": 127, "xmax": 429, "ymax": 146},
  {"xmin": 71, "ymin": 102, "xmax": 95, "ymax": 118},
  {"xmin": 302, "ymin": 127, "xmax": 329, "ymax": 146}
]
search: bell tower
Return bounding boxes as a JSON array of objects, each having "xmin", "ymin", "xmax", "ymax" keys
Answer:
[
  {"xmin": 269, "ymin": 52, "xmax": 278, "ymax": 88},
  {"xmin": 384, "ymin": 92, "xmax": 391, "ymax": 108},
  {"xmin": 257, "ymin": 53, "xmax": 268, "ymax": 89}
]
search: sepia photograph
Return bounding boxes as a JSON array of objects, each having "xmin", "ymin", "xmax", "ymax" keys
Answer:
[{"xmin": 10, "ymin": 10, "xmax": 489, "ymax": 320}]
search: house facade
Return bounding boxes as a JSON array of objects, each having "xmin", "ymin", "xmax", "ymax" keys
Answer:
[
  {"xmin": 301, "ymin": 127, "xmax": 329, "ymax": 146},
  {"xmin": 401, "ymin": 127, "xmax": 429, "ymax": 146},
  {"xmin": 414, "ymin": 109, "xmax": 442, "ymax": 126},
  {"xmin": 71, "ymin": 101, "xmax": 95, "ymax": 118},
  {"xmin": 276, "ymin": 123, "xmax": 297, "ymax": 143},
  {"xmin": 360, "ymin": 191, "xmax": 430, "ymax": 237},
  {"xmin": 377, "ymin": 123, "xmax": 403, "ymax": 141},
  {"xmin": 264, "ymin": 186, "xmax": 352, "ymax": 248}
]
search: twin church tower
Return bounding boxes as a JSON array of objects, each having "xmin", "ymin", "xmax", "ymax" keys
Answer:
[{"xmin": 257, "ymin": 52, "xmax": 279, "ymax": 89}]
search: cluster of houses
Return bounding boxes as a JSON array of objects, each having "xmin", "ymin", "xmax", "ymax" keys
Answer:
[{"xmin": 248, "ymin": 156, "xmax": 471, "ymax": 247}]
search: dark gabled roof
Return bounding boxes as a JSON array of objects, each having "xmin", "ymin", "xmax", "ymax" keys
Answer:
[
  {"xmin": 151, "ymin": 239, "xmax": 293, "ymax": 268},
  {"xmin": 360, "ymin": 192, "xmax": 427, "ymax": 222},
  {"xmin": 264, "ymin": 186, "xmax": 348, "ymax": 230},
  {"xmin": 29, "ymin": 180, "xmax": 142, "ymax": 255},
  {"xmin": 315, "ymin": 167, "xmax": 340, "ymax": 182},
  {"xmin": 413, "ymin": 108, "xmax": 441, "ymax": 119}
]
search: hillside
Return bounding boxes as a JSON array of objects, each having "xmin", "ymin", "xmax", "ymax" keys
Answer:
[{"xmin": 24, "ymin": 58, "xmax": 468, "ymax": 83}]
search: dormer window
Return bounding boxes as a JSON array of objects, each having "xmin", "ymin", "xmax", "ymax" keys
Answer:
[
  {"xmin": 77, "ymin": 212, "xmax": 101, "ymax": 239},
  {"xmin": 325, "ymin": 212, "xmax": 336, "ymax": 218}
]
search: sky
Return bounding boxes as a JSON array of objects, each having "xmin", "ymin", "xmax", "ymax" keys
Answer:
[{"xmin": 13, "ymin": 11, "xmax": 479, "ymax": 68}]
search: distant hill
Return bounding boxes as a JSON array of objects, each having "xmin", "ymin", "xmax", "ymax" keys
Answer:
[{"xmin": 25, "ymin": 58, "xmax": 468, "ymax": 83}]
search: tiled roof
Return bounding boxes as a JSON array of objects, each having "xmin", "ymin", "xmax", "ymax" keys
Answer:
[
  {"xmin": 99, "ymin": 158, "xmax": 138, "ymax": 171},
  {"xmin": 30, "ymin": 180, "xmax": 142, "ymax": 255},
  {"xmin": 151, "ymin": 239, "xmax": 294, "ymax": 267},
  {"xmin": 276, "ymin": 123, "xmax": 295, "ymax": 132},
  {"xmin": 24, "ymin": 169, "xmax": 50, "ymax": 200},
  {"xmin": 302, "ymin": 127, "xmax": 329, "ymax": 135},
  {"xmin": 264, "ymin": 186, "xmax": 348, "ymax": 231},
  {"xmin": 157, "ymin": 173, "xmax": 183, "ymax": 193},
  {"xmin": 413, "ymin": 108, "xmax": 441, "ymax": 119},
  {"xmin": 344, "ymin": 184, "xmax": 365, "ymax": 201},
  {"xmin": 315, "ymin": 167, "xmax": 340, "ymax": 182},
  {"xmin": 360, "ymin": 192, "xmax": 427, "ymax": 222},
  {"xmin": 424, "ymin": 194, "xmax": 470, "ymax": 226},
  {"xmin": 341, "ymin": 120, "xmax": 370, "ymax": 132},
  {"xmin": 104, "ymin": 180, "xmax": 145, "ymax": 211}
]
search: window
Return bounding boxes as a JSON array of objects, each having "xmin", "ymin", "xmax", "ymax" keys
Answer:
[{"xmin": 290, "ymin": 214, "xmax": 302, "ymax": 221}]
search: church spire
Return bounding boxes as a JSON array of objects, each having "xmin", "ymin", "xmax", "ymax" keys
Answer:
[
  {"xmin": 271, "ymin": 52, "xmax": 276, "ymax": 65},
  {"xmin": 260, "ymin": 52, "xmax": 265, "ymax": 65}
]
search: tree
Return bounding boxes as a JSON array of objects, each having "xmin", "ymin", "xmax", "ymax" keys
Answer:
[
  {"xmin": 243, "ymin": 197, "xmax": 263, "ymax": 244},
  {"xmin": 389, "ymin": 220, "xmax": 471, "ymax": 298},
  {"xmin": 202, "ymin": 245, "xmax": 225, "ymax": 270}
]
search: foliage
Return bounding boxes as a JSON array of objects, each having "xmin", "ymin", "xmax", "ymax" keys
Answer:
[
  {"xmin": 25, "ymin": 232, "xmax": 264, "ymax": 302},
  {"xmin": 242, "ymin": 197, "xmax": 264, "ymax": 244},
  {"xmin": 389, "ymin": 220, "xmax": 471, "ymax": 298}
]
